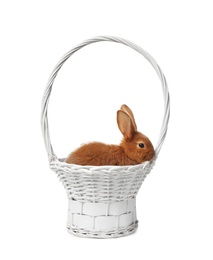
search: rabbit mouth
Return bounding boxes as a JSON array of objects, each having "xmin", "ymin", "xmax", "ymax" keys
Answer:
[{"xmin": 144, "ymin": 151, "xmax": 155, "ymax": 161}]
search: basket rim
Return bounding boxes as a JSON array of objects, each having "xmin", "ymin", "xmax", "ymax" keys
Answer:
[
  {"xmin": 49, "ymin": 156, "xmax": 155, "ymax": 172},
  {"xmin": 41, "ymin": 35, "xmax": 170, "ymax": 165}
]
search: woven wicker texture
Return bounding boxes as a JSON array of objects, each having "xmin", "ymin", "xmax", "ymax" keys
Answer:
[
  {"xmin": 67, "ymin": 198, "xmax": 137, "ymax": 238},
  {"xmin": 41, "ymin": 36, "xmax": 170, "ymax": 238},
  {"xmin": 50, "ymin": 159, "xmax": 154, "ymax": 203}
]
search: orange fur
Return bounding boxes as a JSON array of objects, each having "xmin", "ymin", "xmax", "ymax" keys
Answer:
[
  {"xmin": 65, "ymin": 104, "xmax": 155, "ymax": 166},
  {"xmin": 66, "ymin": 142, "xmax": 139, "ymax": 166}
]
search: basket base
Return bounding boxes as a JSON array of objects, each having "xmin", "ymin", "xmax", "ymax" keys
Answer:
[
  {"xmin": 67, "ymin": 220, "xmax": 138, "ymax": 239},
  {"xmin": 67, "ymin": 198, "xmax": 138, "ymax": 238}
]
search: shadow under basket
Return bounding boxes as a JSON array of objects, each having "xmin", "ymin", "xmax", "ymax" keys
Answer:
[{"xmin": 41, "ymin": 36, "xmax": 170, "ymax": 238}]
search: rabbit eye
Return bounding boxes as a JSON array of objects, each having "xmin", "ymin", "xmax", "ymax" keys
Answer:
[{"xmin": 138, "ymin": 143, "xmax": 145, "ymax": 148}]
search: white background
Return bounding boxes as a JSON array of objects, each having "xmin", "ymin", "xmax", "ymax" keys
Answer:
[{"xmin": 0, "ymin": 1, "xmax": 213, "ymax": 259}]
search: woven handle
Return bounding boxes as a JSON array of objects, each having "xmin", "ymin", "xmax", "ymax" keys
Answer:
[{"xmin": 41, "ymin": 36, "xmax": 170, "ymax": 161}]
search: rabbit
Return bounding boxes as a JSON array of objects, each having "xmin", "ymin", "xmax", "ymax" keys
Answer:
[{"xmin": 65, "ymin": 104, "xmax": 155, "ymax": 166}]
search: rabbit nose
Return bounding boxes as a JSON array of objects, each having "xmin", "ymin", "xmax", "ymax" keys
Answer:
[{"xmin": 144, "ymin": 151, "xmax": 155, "ymax": 161}]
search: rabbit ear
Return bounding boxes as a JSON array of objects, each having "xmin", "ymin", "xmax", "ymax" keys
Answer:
[
  {"xmin": 117, "ymin": 110, "xmax": 135, "ymax": 141},
  {"xmin": 120, "ymin": 104, "xmax": 137, "ymax": 131}
]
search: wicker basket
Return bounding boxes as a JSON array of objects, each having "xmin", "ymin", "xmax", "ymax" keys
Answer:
[{"xmin": 41, "ymin": 36, "xmax": 170, "ymax": 238}]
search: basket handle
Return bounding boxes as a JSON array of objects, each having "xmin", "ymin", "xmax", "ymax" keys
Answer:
[{"xmin": 41, "ymin": 36, "xmax": 170, "ymax": 162}]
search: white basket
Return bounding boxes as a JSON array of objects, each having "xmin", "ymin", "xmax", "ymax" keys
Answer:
[{"xmin": 41, "ymin": 36, "xmax": 170, "ymax": 238}]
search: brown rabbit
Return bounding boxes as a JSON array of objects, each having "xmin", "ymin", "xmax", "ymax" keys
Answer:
[{"xmin": 65, "ymin": 104, "xmax": 155, "ymax": 166}]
